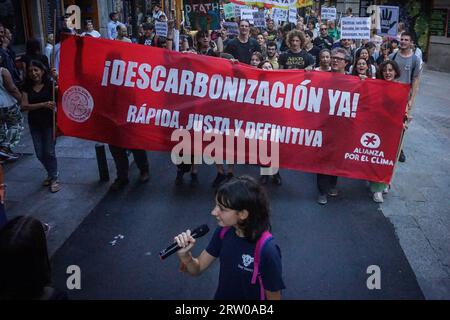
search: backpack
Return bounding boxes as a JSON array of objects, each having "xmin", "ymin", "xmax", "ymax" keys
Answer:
[
  {"xmin": 219, "ymin": 227, "xmax": 273, "ymax": 300},
  {"xmin": 392, "ymin": 51, "xmax": 418, "ymax": 84}
]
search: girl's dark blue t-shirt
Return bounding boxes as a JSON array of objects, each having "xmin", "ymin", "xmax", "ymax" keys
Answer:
[{"xmin": 206, "ymin": 226, "xmax": 285, "ymax": 300}]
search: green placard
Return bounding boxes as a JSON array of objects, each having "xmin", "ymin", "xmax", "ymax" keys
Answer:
[{"xmin": 430, "ymin": 8, "xmax": 447, "ymax": 36}]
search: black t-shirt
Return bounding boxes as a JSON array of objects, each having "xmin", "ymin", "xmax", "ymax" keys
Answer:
[
  {"xmin": 306, "ymin": 46, "xmax": 321, "ymax": 67},
  {"xmin": 278, "ymin": 50, "xmax": 315, "ymax": 69},
  {"xmin": 224, "ymin": 38, "xmax": 261, "ymax": 65},
  {"xmin": 23, "ymin": 81, "xmax": 54, "ymax": 128},
  {"xmin": 313, "ymin": 35, "xmax": 334, "ymax": 50},
  {"xmin": 138, "ymin": 35, "xmax": 155, "ymax": 46}
]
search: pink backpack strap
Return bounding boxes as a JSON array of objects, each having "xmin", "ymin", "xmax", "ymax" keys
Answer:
[
  {"xmin": 219, "ymin": 226, "xmax": 231, "ymax": 240},
  {"xmin": 251, "ymin": 231, "xmax": 273, "ymax": 300}
]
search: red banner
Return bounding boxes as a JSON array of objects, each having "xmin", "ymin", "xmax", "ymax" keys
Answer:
[{"xmin": 58, "ymin": 36, "xmax": 409, "ymax": 183}]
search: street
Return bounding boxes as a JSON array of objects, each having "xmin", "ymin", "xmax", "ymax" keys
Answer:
[{"xmin": 4, "ymin": 67, "xmax": 449, "ymax": 300}]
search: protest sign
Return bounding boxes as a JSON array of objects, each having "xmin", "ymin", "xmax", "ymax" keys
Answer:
[
  {"xmin": 378, "ymin": 5, "xmax": 399, "ymax": 37},
  {"xmin": 223, "ymin": 3, "xmax": 235, "ymax": 20},
  {"xmin": 340, "ymin": 17, "xmax": 371, "ymax": 40},
  {"xmin": 253, "ymin": 11, "xmax": 266, "ymax": 28},
  {"xmin": 155, "ymin": 21, "xmax": 168, "ymax": 37},
  {"xmin": 321, "ymin": 7, "xmax": 337, "ymax": 20},
  {"xmin": 184, "ymin": 0, "xmax": 221, "ymax": 30}
]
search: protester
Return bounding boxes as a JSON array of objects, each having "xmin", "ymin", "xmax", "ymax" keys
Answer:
[
  {"xmin": 81, "ymin": 20, "xmax": 101, "ymax": 38},
  {"xmin": 174, "ymin": 176, "xmax": 285, "ymax": 300},
  {"xmin": 351, "ymin": 57, "xmax": 375, "ymax": 80},
  {"xmin": 304, "ymin": 30, "xmax": 321, "ymax": 67},
  {"xmin": 116, "ymin": 24, "xmax": 132, "ymax": 43},
  {"xmin": 258, "ymin": 60, "xmax": 273, "ymax": 70},
  {"xmin": 21, "ymin": 61, "xmax": 60, "ymax": 193},
  {"xmin": 313, "ymin": 23, "xmax": 334, "ymax": 50},
  {"xmin": 376, "ymin": 43, "xmax": 392, "ymax": 65},
  {"xmin": 0, "ymin": 215, "xmax": 67, "ymax": 299},
  {"xmin": 44, "ymin": 34, "xmax": 54, "ymax": 64},
  {"xmin": 307, "ymin": 20, "xmax": 319, "ymax": 39},
  {"xmin": 278, "ymin": 30, "xmax": 314, "ymax": 70},
  {"xmin": 370, "ymin": 60, "xmax": 402, "ymax": 203},
  {"xmin": 316, "ymin": 48, "xmax": 349, "ymax": 205},
  {"xmin": 314, "ymin": 48, "xmax": 331, "ymax": 72},
  {"xmin": 250, "ymin": 51, "xmax": 264, "ymax": 67},
  {"xmin": 266, "ymin": 19, "xmax": 277, "ymax": 42},
  {"xmin": 266, "ymin": 41, "xmax": 279, "ymax": 70},
  {"xmin": 327, "ymin": 20, "xmax": 340, "ymax": 42},
  {"xmin": 138, "ymin": 23, "xmax": 156, "ymax": 46},
  {"xmin": 0, "ymin": 59, "xmax": 23, "ymax": 161},
  {"xmin": 0, "ymin": 30, "xmax": 21, "ymax": 87},
  {"xmin": 256, "ymin": 34, "xmax": 267, "ymax": 58},
  {"xmin": 349, "ymin": 48, "xmax": 376, "ymax": 76},
  {"xmin": 107, "ymin": 12, "xmax": 123, "ymax": 40},
  {"xmin": 389, "ymin": 31, "xmax": 422, "ymax": 163},
  {"xmin": 224, "ymin": 20, "xmax": 261, "ymax": 65}
]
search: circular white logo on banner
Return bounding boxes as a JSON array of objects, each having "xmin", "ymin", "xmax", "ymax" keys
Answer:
[
  {"xmin": 360, "ymin": 133, "xmax": 381, "ymax": 149},
  {"xmin": 62, "ymin": 86, "xmax": 94, "ymax": 123}
]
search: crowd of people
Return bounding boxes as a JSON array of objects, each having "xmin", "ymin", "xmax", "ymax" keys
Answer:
[
  {"xmin": 0, "ymin": 8, "xmax": 423, "ymax": 201},
  {"xmin": 0, "ymin": 6, "xmax": 423, "ymax": 300}
]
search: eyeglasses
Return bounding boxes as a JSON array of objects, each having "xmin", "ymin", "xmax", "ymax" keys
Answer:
[
  {"xmin": 331, "ymin": 56, "xmax": 346, "ymax": 61},
  {"xmin": 320, "ymin": 28, "xmax": 328, "ymax": 30}
]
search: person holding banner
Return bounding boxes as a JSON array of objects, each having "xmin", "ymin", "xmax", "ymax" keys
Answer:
[
  {"xmin": 370, "ymin": 60, "xmax": 402, "ymax": 203},
  {"xmin": 21, "ymin": 61, "xmax": 60, "ymax": 193},
  {"xmin": 389, "ymin": 31, "xmax": 422, "ymax": 163},
  {"xmin": 317, "ymin": 48, "xmax": 350, "ymax": 205},
  {"xmin": 314, "ymin": 49, "xmax": 331, "ymax": 72},
  {"xmin": 351, "ymin": 57, "xmax": 375, "ymax": 80}
]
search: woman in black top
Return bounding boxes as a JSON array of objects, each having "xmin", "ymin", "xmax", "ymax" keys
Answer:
[{"xmin": 21, "ymin": 60, "xmax": 60, "ymax": 193}]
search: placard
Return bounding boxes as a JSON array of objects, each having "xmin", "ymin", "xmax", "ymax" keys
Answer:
[
  {"xmin": 340, "ymin": 17, "xmax": 371, "ymax": 40},
  {"xmin": 321, "ymin": 7, "xmax": 337, "ymax": 20},
  {"xmin": 155, "ymin": 21, "xmax": 168, "ymax": 37}
]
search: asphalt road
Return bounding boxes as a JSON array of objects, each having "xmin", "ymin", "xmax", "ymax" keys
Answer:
[{"xmin": 51, "ymin": 151, "xmax": 424, "ymax": 299}]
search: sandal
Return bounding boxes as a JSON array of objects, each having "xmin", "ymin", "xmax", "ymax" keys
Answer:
[
  {"xmin": 42, "ymin": 178, "xmax": 52, "ymax": 187},
  {"xmin": 50, "ymin": 181, "xmax": 61, "ymax": 193}
]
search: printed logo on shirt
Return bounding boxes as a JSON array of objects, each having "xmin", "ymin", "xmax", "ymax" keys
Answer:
[
  {"xmin": 242, "ymin": 254, "xmax": 254, "ymax": 267},
  {"xmin": 62, "ymin": 86, "xmax": 94, "ymax": 123}
]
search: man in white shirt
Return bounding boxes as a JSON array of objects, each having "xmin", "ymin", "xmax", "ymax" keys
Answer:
[
  {"xmin": 107, "ymin": 12, "xmax": 123, "ymax": 40},
  {"xmin": 81, "ymin": 20, "xmax": 101, "ymax": 38}
]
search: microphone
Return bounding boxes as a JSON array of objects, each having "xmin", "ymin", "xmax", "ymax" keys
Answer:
[{"xmin": 159, "ymin": 224, "xmax": 209, "ymax": 260}]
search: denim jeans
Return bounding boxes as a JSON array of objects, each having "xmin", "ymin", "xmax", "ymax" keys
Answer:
[{"xmin": 29, "ymin": 125, "xmax": 58, "ymax": 180}]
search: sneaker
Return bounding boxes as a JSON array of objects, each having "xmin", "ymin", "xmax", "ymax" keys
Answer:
[
  {"xmin": 317, "ymin": 194, "xmax": 328, "ymax": 205},
  {"xmin": 272, "ymin": 173, "xmax": 282, "ymax": 186},
  {"xmin": 139, "ymin": 171, "xmax": 150, "ymax": 183},
  {"xmin": 398, "ymin": 150, "xmax": 406, "ymax": 163},
  {"xmin": 109, "ymin": 178, "xmax": 129, "ymax": 191},
  {"xmin": 259, "ymin": 175, "xmax": 269, "ymax": 185},
  {"xmin": 373, "ymin": 192, "xmax": 384, "ymax": 203},
  {"xmin": 328, "ymin": 188, "xmax": 339, "ymax": 197},
  {"xmin": 49, "ymin": 180, "xmax": 61, "ymax": 193},
  {"xmin": 190, "ymin": 173, "xmax": 199, "ymax": 186},
  {"xmin": 212, "ymin": 173, "xmax": 227, "ymax": 188},
  {"xmin": 175, "ymin": 170, "xmax": 184, "ymax": 186}
]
